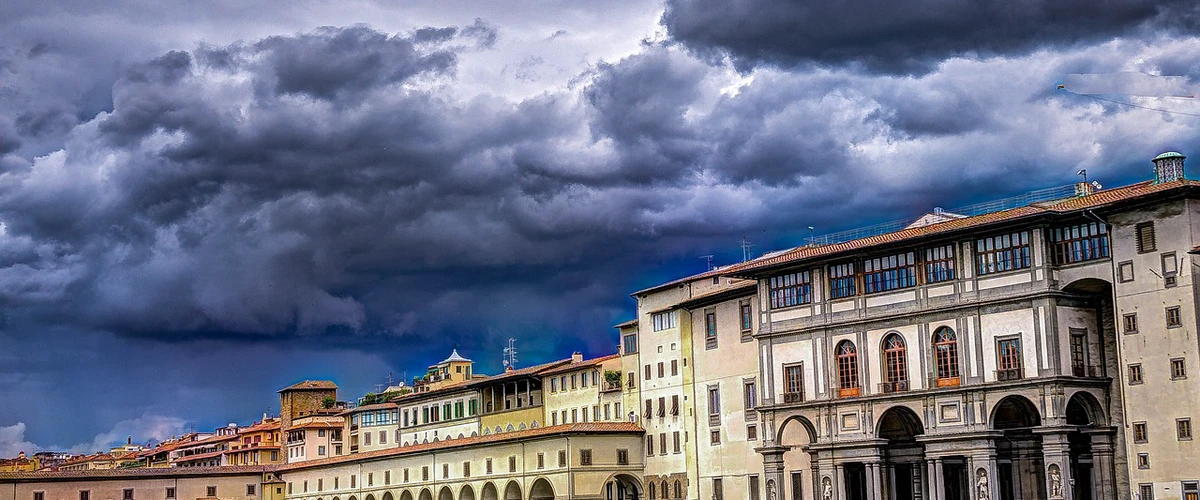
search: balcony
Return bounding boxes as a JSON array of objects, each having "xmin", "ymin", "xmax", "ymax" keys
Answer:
[
  {"xmin": 1072, "ymin": 366, "xmax": 1103, "ymax": 377},
  {"xmin": 877, "ymin": 380, "xmax": 909, "ymax": 394},
  {"xmin": 601, "ymin": 381, "xmax": 623, "ymax": 393},
  {"xmin": 996, "ymin": 368, "xmax": 1024, "ymax": 381},
  {"xmin": 930, "ymin": 376, "xmax": 960, "ymax": 388},
  {"xmin": 782, "ymin": 392, "xmax": 805, "ymax": 404},
  {"xmin": 838, "ymin": 387, "xmax": 861, "ymax": 398}
]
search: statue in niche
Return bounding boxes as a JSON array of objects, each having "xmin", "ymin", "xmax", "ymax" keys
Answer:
[
  {"xmin": 1048, "ymin": 464, "xmax": 1063, "ymax": 499},
  {"xmin": 766, "ymin": 480, "xmax": 776, "ymax": 500},
  {"xmin": 822, "ymin": 477, "xmax": 833, "ymax": 500},
  {"xmin": 975, "ymin": 468, "xmax": 989, "ymax": 500}
]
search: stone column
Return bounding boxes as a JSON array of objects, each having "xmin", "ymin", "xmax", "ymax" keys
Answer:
[
  {"xmin": 932, "ymin": 458, "xmax": 946, "ymax": 500},
  {"xmin": 835, "ymin": 463, "xmax": 846, "ymax": 500},
  {"xmin": 866, "ymin": 462, "xmax": 882, "ymax": 500},
  {"xmin": 1086, "ymin": 428, "xmax": 1117, "ymax": 500},
  {"xmin": 1036, "ymin": 428, "xmax": 1073, "ymax": 500},
  {"xmin": 762, "ymin": 446, "xmax": 788, "ymax": 500}
]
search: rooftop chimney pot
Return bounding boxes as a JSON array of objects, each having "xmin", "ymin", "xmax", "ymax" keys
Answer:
[{"xmin": 572, "ymin": 352, "xmax": 583, "ymax": 363}]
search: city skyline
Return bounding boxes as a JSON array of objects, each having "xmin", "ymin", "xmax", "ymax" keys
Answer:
[{"xmin": 4, "ymin": 0, "xmax": 1200, "ymax": 457}]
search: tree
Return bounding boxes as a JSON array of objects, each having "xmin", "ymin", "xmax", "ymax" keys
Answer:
[{"xmin": 321, "ymin": 396, "xmax": 336, "ymax": 409}]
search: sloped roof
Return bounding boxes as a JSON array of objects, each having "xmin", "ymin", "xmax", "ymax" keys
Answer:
[
  {"xmin": 0, "ymin": 465, "xmax": 274, "ymax": 482},
  {"xmin": 724, "ymin": 178, "xmax": 1199, "ymax": 277},
  {"xmin": 539, "ymin": 354, "xmax": 621, "ymax": 376},
  {"xmin": 278, "ymin": 380, "xmax": 337, "ymax": 392},
  {"xmin": 441, "ymin": 349, "xmax": 471, "ymax": 363}
]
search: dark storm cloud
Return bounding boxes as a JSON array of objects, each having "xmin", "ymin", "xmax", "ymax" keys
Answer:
[{"xmin": 661, "ymin": 0, "xmax": 1200, "ymax": 73}]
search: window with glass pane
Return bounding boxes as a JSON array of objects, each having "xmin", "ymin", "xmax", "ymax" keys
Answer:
[
  {"xmin": 705, "ymin": 310, "xmax": 718, "ymax": 349},
  {"xmin": 836, "ymin": 341, "xmax": 859, "ymax": 396},
  {"xmin": 769, "ymin": 271, "xmax": 812, "ymax": 309},
  {"xmin": 708, "ymin": 386, "xmax": 721, "ymax": 415},
  {"xmin": 784, "ymin": 364, "xmax": 804, "ymax": 400},
  {"xmin": 923, "ymin": 244, "xmax": 956, "ymax": 283},
  {"xmin": 829, "ymin": 263, "xmax": 857, "ymax": 299},
  {"xmin": 975, "ymin": 231, "xmax": 1031, "ymax": 275},
  {"xmin": 997, "ymin": 338, "xmax": 1022, "ymax": 379},
  {"xmin": 1070, "ymin": 329, "xmax": 1087, "ymax": 376},
  {"xmin": 863, "ymin": 252, "xmax": 916, "ymax": 293},
  {"xmin": 740, "ymin": 303, "xmax": 752, "ymax": 332},
  {"xmin": 1050, "ymin": 222, "xmax": 1109, "ymax": 264},
  {"xmin": 933, "ymin": 327, "xmax": 960, "ymax": 386},
  {"xmin": 652, "ymin": 311, "xmax": 677, "ymax": 331},
  {"xmin": 623, "ymin": 333, "xmax": 637, "ymax": 354},
  {"xmin": 882, "ymin": 334, "xmax": 907, "ymax": 384}
]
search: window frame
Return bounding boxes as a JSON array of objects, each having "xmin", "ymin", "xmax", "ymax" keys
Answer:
[
  {"xmin": 1128, "ymin": 363, "xmax": 1143, "ymax": 384},
  {"xmin": 881, "ymin": 333, "xmax": 908, "ymax": 386},
  {"xmin": 783, "ymin": 363, "xmax": 804, "ymax": 401},
  {"xmin": 996, "ymin": 336, "xmax": 1023, "ymax": 380},
  {"xmin": 1048, "ymin": 222, "xmax": 1110, "ymax": 265},
  {"xmin": 835, "ymin": 340, "xmax": 860, "ymax": 397},
  {"xmin": 862, "ymin": 251, "xmax": 917, "ymax": 294},
  {"xmin": 1133, "ymin": 421, "xmax": 1148, "ymax": 443},
  {"xmin": 1167, "ymin": 306, "xmax": 1182, "ymax": 328},
  {"xmin": 828, "ymin": 262, "xmax": 857, "ymax": 299},
  {"xmin": 974, "ymin": 231, "xmax": 1031, "ymax": 275},
  {"xmin": 1178, "ymin": 418, "xmax": 1193, "ymax": 441},
  {"xmin": 923, "ymin": 243, "xmax": 956, "ymax": 283},
  {"xmin": 1136, "ymin": 222, "xmax": 1156, "ymax": 254},
  {"xmin": 768, "ymin": 271, "xmax": 812, "ymax": 309},
  {"xmin": 1172, "ymin": 358, "xmax": 1188, "ymax": 380}
]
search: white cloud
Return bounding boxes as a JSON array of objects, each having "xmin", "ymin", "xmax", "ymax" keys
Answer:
[{"xmin": 0, "ymin": 423, "xmax": 38, "ymax": 457}]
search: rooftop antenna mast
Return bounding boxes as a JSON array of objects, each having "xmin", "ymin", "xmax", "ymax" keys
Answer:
[
  {"xmin": 699, "ymin": 255, "xmax": 714, "ymax": 271},
  {"xmin": 1077, "ymin": 169, "xmax": 1088, "ymax": 183},
  {"xmin": 808, "ymin": 226, "xmax": 816, "ymax": 247},
  {"xmin": 502, "ymin": 338, "xmax": 518, "ymax": 370},
  {"xmin": 740, "ymin": 237, "xmax": 754, "ymax": 262}
]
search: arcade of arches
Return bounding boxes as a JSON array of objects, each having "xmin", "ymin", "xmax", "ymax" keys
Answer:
[{"xmin": 761, "ymin": 391, "xmax": 1117, "ymax": 500}]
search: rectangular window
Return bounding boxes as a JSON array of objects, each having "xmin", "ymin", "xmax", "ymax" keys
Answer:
[
  {"xmin": 1136, "ymin": 222, "xmax": 1156, "ymax": 253},
  {"xmin": 318, "ymin": 445, "xmax": 326, "ymax": 456},
  {"xmin": 784, "ymin": 363, "xmax": 804, "ymax": 402},
  {"xmin": 644, "ymin": 365, "xmax": 651, "ymax": 380},
  {"xmin": 1070, "ymin": 329, "xmax": 1087, "ymax": 377},
  {"xmin": 1173, "ymin": 358, "xmax": 1188, "ymax": 380},
  {"xmin": 33, "ymin": 493, "xmax": 44, "ymax": 500},
  {"xmin": 580, "ymin": 449, "xmax": 593, "ymax": 466},
  {"xmin": 747, "ymin": 424, "xmax": 758, "ymax": 441},
  {"xmin": 623, "ymin": 332, "xmax": 638, "ymax": 354},
  {"xmin": 1163, "ymin": 252, "xmax": 1179, "ymax": 276},
  {"xmin": 617, "ymin": 449, "xmax": 629, "ymax": 465},
  {"xmin": 923, "ymin": 244, "xmax": 956, "ymax": 283},
  {"xmin": 740, "ymin": 302, "xmax": 752, "ymax": 333},
  {"xmin": 705, "ymin": 310, "xmax": 718, "ymax": 349},
  {"xmin": 509, "ymin": 456, "xmax": 517, "ymax": 473},
  {"xmin": 1185, "ymin": 482, "xmax": 1199, "ymax": 500},
  {"xmin": 1049, "ymin": 222, "xmax": 1109, "ymax": 264},
  {"xmin": 551, "ymin": 378, "xmax": 558, "ymax": 392},
  {"xmin": 165, "ymin": 488, "xmax": 175, "ymax": 499},
  {"xmin": 369, "ymin": 473, "xmax": 375, "ymax": 486},
  {"xmin": 658, "ymin": 397, "xmax": 666, "ymax": 418},
  {"xmin": 673, "ymin": 431, "xmax": 681, "ymax": 453},
  {"xmin": 658, "ymin": 362, "xmax": 665, "ymax": 378},
  {"xmin": 744, "ymin": 381, "xmax": 757, "ymax": 409},
  {"xmin": 80, "ymin": 492, "xmax": 89, "ymax": 500},
  {"xmin": 749, "ymin": 475, "xmax": 761, "ymax": 500},
  {"xmin": 1178, "ymin": 418, "xmax": 1193, "ymax": 440},
  {"xmin": 247, "ymin": 485, "xmax": 256, "ymax": 496},
  {"xmin": 1137, "ymin": 453, "xmax": 1150, "ymax": 469},
  {"xmin": 385, "ymin": 470, "xmax": 391, "ymax": 485},
  {"xmin": 671, "ymin": 360, "xmax": 678, "ymax": 376},
  {"xmin": 713, "ymin": 479, "xmax": 724, "ymax": 500},
  {"xmin": 403, "ymin": 469, "xmax": 409, "ymax": 483},
  {"xmin": 646, "ymin": 435, "xmax": 654, "ymax": 456},
  {"xmin": 1118, "ymin": 260, "xmax": 1135, "ymax": 282},
  {"xmin": 769, "ymin": 271, "xmax": 812, "ymax": 309},
  {"xmin": 364, "ymin": 432, "xmax": 371, "ymax": 446},
  {"xmin": 997, "ymin": 338, "xmax": 1023, "ymax": 380},
  {"xmin": 710, "ymin": 429, "xmax": 721, "ymax": 445},
  {"xmin": 1124, "ymin": 313, "xmax": 1138, "ymax": 334},
  {"xmin": 123, "ymin": 490, "xmax": 133, "ymax": 500},
  {"xmin": 537, "ymin": 452, "xmax": 545, "ymax": 469},
  {"xmin": 863, "ymin": 251, "xmax": 917, "ymax": 293},
  {"xmin": 1167, "ymin": 306, "xmax": 1182, "ymax": 328},
  {"xmin": 552, "ymin": 412, "xmax": 558, "ymax": 426},
  {"xmin": 660, "ymin": 433, "xmax": 667, "ymax": 454},
  {"xmin": 422, "ymin": 467, "xmax": 429, "ymax": 481},
  {"xmin": 206, "ymin": 488, "xmax": 216, "ymax": 498},
  {"xmin": 652, "ymin": 310, "xmax": 678, "ymax": 331},
  {"xmin": 486, "ymin": 458, "xmax": 493, "ymax": 474},
  {"xmin": 1140, "ymin": 484, "xmax": 1154, "ymax": 500},
  {"xmin": 558, "ymin": 450, "xmax": 566, "ymax": 468},
  {"xmin": 1133, "ymin": 421, "xmax": 1148, "ymax": 442},
  {"xmin": 975, "ymin": 231, "xmax": 1031, "ymax": 275},
  {"xmin": 828, "ymin": 262, "xmax": 857, "ymax": 299},
  {"xmin": 708, "ymin": 386, "xmax": 721, "ymax": 416}
]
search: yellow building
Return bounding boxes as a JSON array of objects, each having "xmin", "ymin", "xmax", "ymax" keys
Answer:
[
  {"xmin": 226, "ymin": 418, "xmax": 284, "ymax": 466},
  {"xmin": 541, "ymin": 353, "xmax": 625, "ymax": 426},
  {"xmin": 0, "ymin": 452, "xmax": 39, "ymax": 473}
]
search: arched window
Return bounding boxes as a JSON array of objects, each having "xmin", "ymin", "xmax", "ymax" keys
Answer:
[
  {"xmin": 836, "ymin": 340, "xmax": 860, "ymax": 397},
  {"xmin": 649, "ymin": 482, "xmax": 656, "ymax": 500},
  {"xmin": 661, "ymin": 481, "xmax": 668, "ymax": 499},
  {"xmin": 673, "ymin": 481, "xmax": 682, "ymax": 499},
  {"xmin": 934, "ymin": 327, "xmax": 961, "ymax": 387},
  {"xmin": 882, "ymin": 333, "xmax": 908, "ymax": 391}
]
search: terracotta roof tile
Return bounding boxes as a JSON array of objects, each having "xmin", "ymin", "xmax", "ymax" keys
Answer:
[
  {"xmin": 725, "ymin": 179, "xmax": 1199, "ymax": 276},
  {"xmin": 278, "ymin": 380, "xmax": 338, "ymax": 392},
  {"xmin": 278, "ymin": 422, "xmax": 643, "ymax": 471},
  {"xmin": 538, "ymin": 354, "xmax": 621, "ymax": 376},
  {"xmin": 0, "ymin": 465, "xmax": 275, "ymax": 481},
  {"xmin": 612, "ymin": 319, "xmax": 637, "ymax": 329}
]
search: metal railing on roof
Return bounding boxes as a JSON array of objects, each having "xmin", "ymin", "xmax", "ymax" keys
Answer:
[{"xmin": 804, "ymin": 184, "xmax": 1077, "ymax": 246}]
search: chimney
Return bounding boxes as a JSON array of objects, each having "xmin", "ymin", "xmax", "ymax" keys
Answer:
[
  {"xmin": 572, "ymin": 352, "xmax": 584, "ymax": 363},
  {"xmin": 1074, "ymin": 181, "xmax": 1095, "ymax": 197},
  {"xmin": 1153, "ymin": 151, "xmax": 1186, "ymax": 184},
  {"xmin": 127, "ymin": 435, "xmax": 132, "ymax": 445}
]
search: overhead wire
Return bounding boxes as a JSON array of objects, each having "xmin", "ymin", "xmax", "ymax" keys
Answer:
[{"xmin": 1058, "ymin": 87, "xmax": 1200, "ymax": 117}]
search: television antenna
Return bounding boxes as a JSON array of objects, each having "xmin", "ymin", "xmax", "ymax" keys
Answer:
[
  {"xmin": 740, "ymin": 237, "xmax": 754, "ymax": 262},
  {"xmin": 502, "ymin": 338, "xmax": 518, "ymax": 369},
  {"xmin": 699, "ymin": 255, "xmax": 714, "ymax": 271}
]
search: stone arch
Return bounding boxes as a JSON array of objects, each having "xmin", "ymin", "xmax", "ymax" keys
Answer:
[
  {"xmin": 383, "ymin": 493, "xmax": 394, "ymax": 500},
  {"xmin": 460, "ymin": 484, "xmax": 476, "ymax": 500},
  {"xmin": 1067, "ymin": 390, "xmax": 1107, "ymax": 426},
  {"xmin": 367, "ymin": 495, "xmax": 377, "ymax": 500},
  {"xmin": 529, "ymin": 478, "xmax": 554, "ymax": 500},
  {"xmin": 990, "ymin": 394, "xmax": 1042, "ymax": 429},
  {"xmin": 472, "ymin": 431, "xmax": 479, "ymax": 437},
  {"xmin": 602, "ymin": 473, "xmax": 643, "ymax": 500},
  {"xmin": 875, "ymin": 404, "xmax": 924, "ymax": 440},
  {"xmin": 673, "ymin": 480, "xmax": 682, "ymax": 499},
  {"xmin": 506, "ymin": 424, "xmax": 515, "ymax": 432},
  {"xmin": 349, "ymin": 496, "xmax": 358, "ymax": 500},
  {"xmin": 481, "ymin": 483, "xmax": 499, "ymax": 500},
  {"xmin": 483, "ymin": 428, "xmax": 491, "ymax": 436},
  {"xmin": 419, "ymin": 489, "xmax": 433, "ymax": 500},
  {"xmin": 879, "ymin": 331, "xmax": 909, "ymax": 386},
  {"xmin": 439, "ymin": 486, "xmax": 454, "ymax": 500},
  {"xmin": 519, "ymin": 423, "xmax": 527, "ymax": 430},
  {"xmin": 531, "ymin": 420, "xmax": 539, "ymax": 428},
  {"xmin": 778, "ymin": 414, "xmax": 817, "ymax": 500},
  {"xmin": 401, "ymin": 492, "xmax": 414, "ymax": 500},
  {"xmin": 495, "ymin": 426, "xmax": 503, "ymax": 434},
  {"xmin": 776, "ymin": 414, "xmax": 818, "ymax": 444},
  {"xmin": 503, "ymin": 480, "xmax": 522, "ymax": 500}
]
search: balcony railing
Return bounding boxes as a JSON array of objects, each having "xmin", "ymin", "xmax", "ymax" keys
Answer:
[
  {"xmin": 838, "ymin": 387, "xmax": 861, "ymax": 398},
  {"xmin": 996, "ymin": 368, "xmax": 1024, "ymax": 381},
  {"xmin": 930, "ymin": 376, "xmax": 960, "ymax": 388},
  {"xmin": 877, "ymin": 380, "xmax": 910, "ymax": 394},
  {"xmin": 601, "ymin": 381, "xmax": 622, "ymax": 393},
  {"xmin": 782, "ymin": 392, "xmax": 805, "ymax": 404}
]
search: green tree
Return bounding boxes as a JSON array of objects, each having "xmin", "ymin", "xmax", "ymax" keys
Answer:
[{"xmin": 321, "ymin": 396, "xmax": 336, "ymax": 409}]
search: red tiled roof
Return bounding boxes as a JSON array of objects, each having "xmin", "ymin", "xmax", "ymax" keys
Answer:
[
  {"xmin": 278, "ymin": 422, "xmax": 643, "ymax": 471},
  {"xmin": 0, "ymin": 465, "xmax": 275, "ymax": 482},
  {"xmin": 631, "ymin": 266, "xmax": 729, "ymax": 297},
  {"xmin": 612, "ymin": 318, "xmax": 637, "ymax": 329},
  {"xmin": 725, "ymin": 179, "xmax": 1199, "ymax": 277},
  {"xmin": 279, "ymin": 380, "xmax": 338, "ymax": 392},
  {"xmin": 539, "ymin": 354, "xmax": 621, "ymax": 376},
  {"xmin": 338, "ymin": 402, "xmax": 397, "ymax": 415},
  {"xmin": 174, "ymin": 449, "xmax": 226, "ymax": 462},
  {"xmin": 287, "ymin": 419, "xmax": 344, "ymax": 430},
  {"xmin": 675, "ymin": 280, "xmax": 758, "ymax": 310}
]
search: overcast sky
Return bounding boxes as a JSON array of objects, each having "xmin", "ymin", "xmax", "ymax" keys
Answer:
[{"xmin": 2, "ymin": 0, "xmax": 1200, "ymax": 454}]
